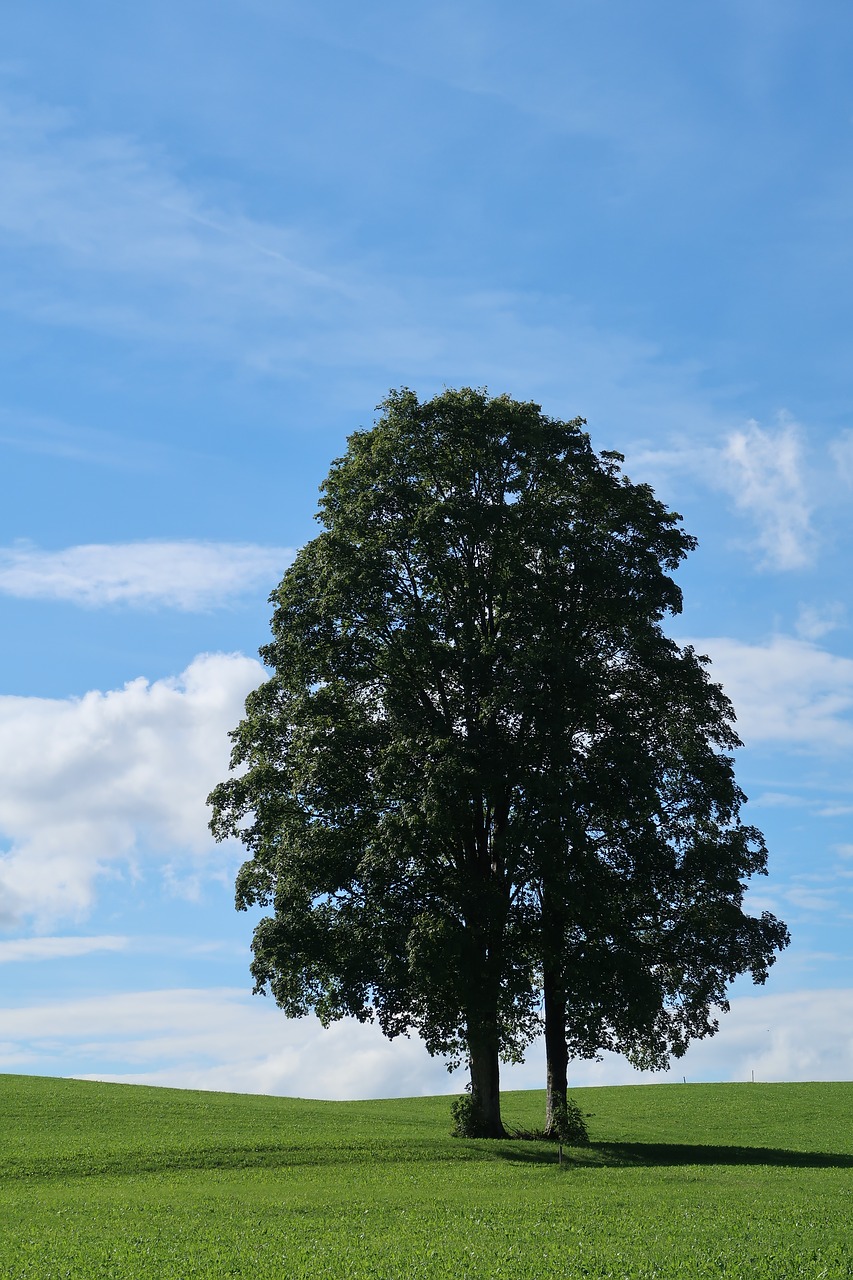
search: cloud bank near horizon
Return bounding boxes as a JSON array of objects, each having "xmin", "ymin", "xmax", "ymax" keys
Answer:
[{"xmin": 1, "ymin": 984, "xmax": 848, "ymax": 1098}]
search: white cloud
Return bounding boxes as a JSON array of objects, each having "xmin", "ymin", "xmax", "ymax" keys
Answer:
[
  {"xmin": 0, "ymin": 935, "xmax": 127, "ymax": 963},
  {"xmin": 506, "ymin": 988, "xmax": 853, "ymax": 1089},
  {"xmin": 0, "ymin": 652, "xmax": 265, "ymax": 926},
  {"xmin": 0, "ymin": 987, "xmax": 465, "ymax": 1101},
  {"xmin": 0, "ymin": 540, "xmax": 292, "ymax": 609},
  {"xmin": 0, "ymin": 985, "xmax": 848, "ymax": 1098},
  {"xmin": 783, "ymin": 886, "xmax": 841, "ymax": 915},
  {"xmin": 720, "ymin": 419, "xmax": 814, "ymax": 570},
  {"xmin": 829, "ymin": 429, "xmax": 853, "ymax": 486},
  {"xmin": 627, "ymin": 417, "xmax": 817, "ymax": 572},
  {"xmin": 750, "ymin": 791, "xmax": 806, "ymax": 808},
  {"xmin": 795, "ymin": 602, "xmax": 845, "ymax": 642},
  {"xmin": 692, "ymin": 634, "xmax": 853, "ymax": 751}
]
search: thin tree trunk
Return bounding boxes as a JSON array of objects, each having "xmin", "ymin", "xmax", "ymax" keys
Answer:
[
  {"xmin": 544, "ymin": 966, "xmax": 568, "ymax": 1137},
  {"xmin": 461, "ymin": 827, "xmax": 509, "ymax": 1139},
  {"xmin": 467, "ymin": 1022, "xmax": 507, "ymax": 1138}
]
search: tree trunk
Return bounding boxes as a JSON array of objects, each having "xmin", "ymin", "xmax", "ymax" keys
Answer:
[
  {"xmin": 544, "ymin": 966, "xmax": 568, "ymax": 1136},
  {"xmin": 467, "ymin": 1024, "xmax": 507, "ymax": 1138},
  {"xmin": 461, "ymin": 839, "xmax": 509, "ymax": 1139}
]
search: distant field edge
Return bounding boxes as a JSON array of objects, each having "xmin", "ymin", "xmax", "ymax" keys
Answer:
[{"xmin": 1, "ymin": 1071, "xmax": 851, "ymax": 1103}]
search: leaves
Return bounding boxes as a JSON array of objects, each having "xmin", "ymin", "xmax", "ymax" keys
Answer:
[{"xmin": 208, "ymin": 386, "xmax": 788, "ymax": 1105}]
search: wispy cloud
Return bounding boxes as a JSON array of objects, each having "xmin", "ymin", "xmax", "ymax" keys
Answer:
[
  {"xmin": 784, "ymin": 885, "xmax": 844, "ymax": 915},
  {"xmin": 829, "ymin": 429, "xmax": 853, "ymax": 486},
  {"xmin": 795, "ymin": 602, "xmax": 845, "ymax": 641},
  {"xmin": 627, "ymin": 416, "xmax": 818, "ymax": 572},
  {"xmin": 0, "ymin": 91, "xmax": 756, "ymax": 429},
  {"xmin": 0, "ymin": 652, "xmax": 265, "ymax": 926},
  {"xmin": 0, "ymin": 407, "xmax": 155, "ymax": 468},
  {"xmin": 278, "ymin": 4, "xmax": 708, "ymax": 165},
  {"xmin": 0, "ymin": 935, "xmax": 127, "ymax": 963},
  {"xmin": 721, "ymin": 419, "xmax": 814, "ymax": 570},
  {"xmin": 750, "ymin": 791, "xmax": 807, "ymax": 809},
  {"xmin": 0, "ymin": 95, "xmax": 347, "ymax": 357},
  {"xmin": 0, "ymin": 540, "xmax": 292, "ymax": 609}
]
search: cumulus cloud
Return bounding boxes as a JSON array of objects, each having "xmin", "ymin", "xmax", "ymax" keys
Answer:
[
  {"xmin": 1, "ymin": 985, "xmax": 849, "ymax": 1097},
  {"xmin": 639, "ymin": 987, "xmax": 853, "ymax": 1086},
  {"xmin": 692, "ymin": 634, "xmax": 853, "ymax": 752},
  {"xmin": 720, "ymin": 419, "xmax": 814, "ymax": 570},
  {"xmin": 0, "ymin": 652, "xmax": 265, "ymax": 926},
  {"xmin": 0, "ymin": 540, "xmax": 292, "ymax": 609}
]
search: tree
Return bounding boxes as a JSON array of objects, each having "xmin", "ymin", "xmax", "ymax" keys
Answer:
[
  {"xmin": 208, "ymin": 387, "xmax": 788, "ymax": 1138},
  {"xmin": 534, "ymin": 639, "xmax": 788, "ymax": 1134}
]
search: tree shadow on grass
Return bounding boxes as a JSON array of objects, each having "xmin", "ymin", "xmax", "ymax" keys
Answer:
[
  {"xmin": 11, "ymin": 1137, "xmax": 852, "ymax": 1182},
  {"xmin": 497, "ymin": 1141, "xmax": 853, "ymax": 1170}
]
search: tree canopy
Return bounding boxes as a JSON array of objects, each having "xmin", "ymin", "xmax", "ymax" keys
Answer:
[{"xmin": 208, "ymin": 387, "xmax": 788, "ymax": 1137}]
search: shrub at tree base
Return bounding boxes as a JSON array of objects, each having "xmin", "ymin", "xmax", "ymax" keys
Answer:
[
  {"xmin": 546, "ymin": 1097, "xmax": 590, "ymax": 1145},
  {"xmin": 449, "ymin": 1093, "xmax": 480, "ymax": 1138},
  {"xmin": 451, "ymin": 1092, "xmax": 589, "ymax": 1143}
]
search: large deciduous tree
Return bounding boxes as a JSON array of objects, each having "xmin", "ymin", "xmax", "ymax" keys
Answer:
[{"xmin": 208, "ymin": 387, "xmax": 788, "ymax": 1138}]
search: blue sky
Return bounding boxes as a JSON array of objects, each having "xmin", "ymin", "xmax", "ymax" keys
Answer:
[{"xmin": 1, "ymin": 1, "xmax": 852, "ymax": 1097}]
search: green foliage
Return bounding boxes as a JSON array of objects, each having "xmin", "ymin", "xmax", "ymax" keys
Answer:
[
  {"xmin": 1, "ymin": 1074, "xmax": 851, "ymax": 1280},
  {"xmin": 449, "ymin": 1091, "xmax": 477, "ymax": 1137},
  {"xmin": 208, "ymin": 386, "xmax": 789, "ymax": 1137},
  {"xmin": 547, "ymin": 1096, "xmax": 590, "ymax": 1145}
]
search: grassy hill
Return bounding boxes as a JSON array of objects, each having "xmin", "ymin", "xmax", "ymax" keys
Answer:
[{"xmin": 1, "ymin": 1074, "xmax": 851, "ymax": 1278}]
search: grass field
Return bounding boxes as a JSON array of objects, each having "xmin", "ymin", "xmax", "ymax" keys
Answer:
[{"xmin": 1, "ymin": 1074, "xmax": 851, "ymax": 1279}]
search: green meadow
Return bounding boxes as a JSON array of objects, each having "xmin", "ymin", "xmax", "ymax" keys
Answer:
[{"xmin": 1, "ymin": 1074, "xmax": 850, "ymax": 1279}]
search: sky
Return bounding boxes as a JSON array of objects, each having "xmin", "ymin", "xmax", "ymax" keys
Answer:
[{"xmin": 1, "ymin": 0, "xmax": 852, "ymax": 1100}]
